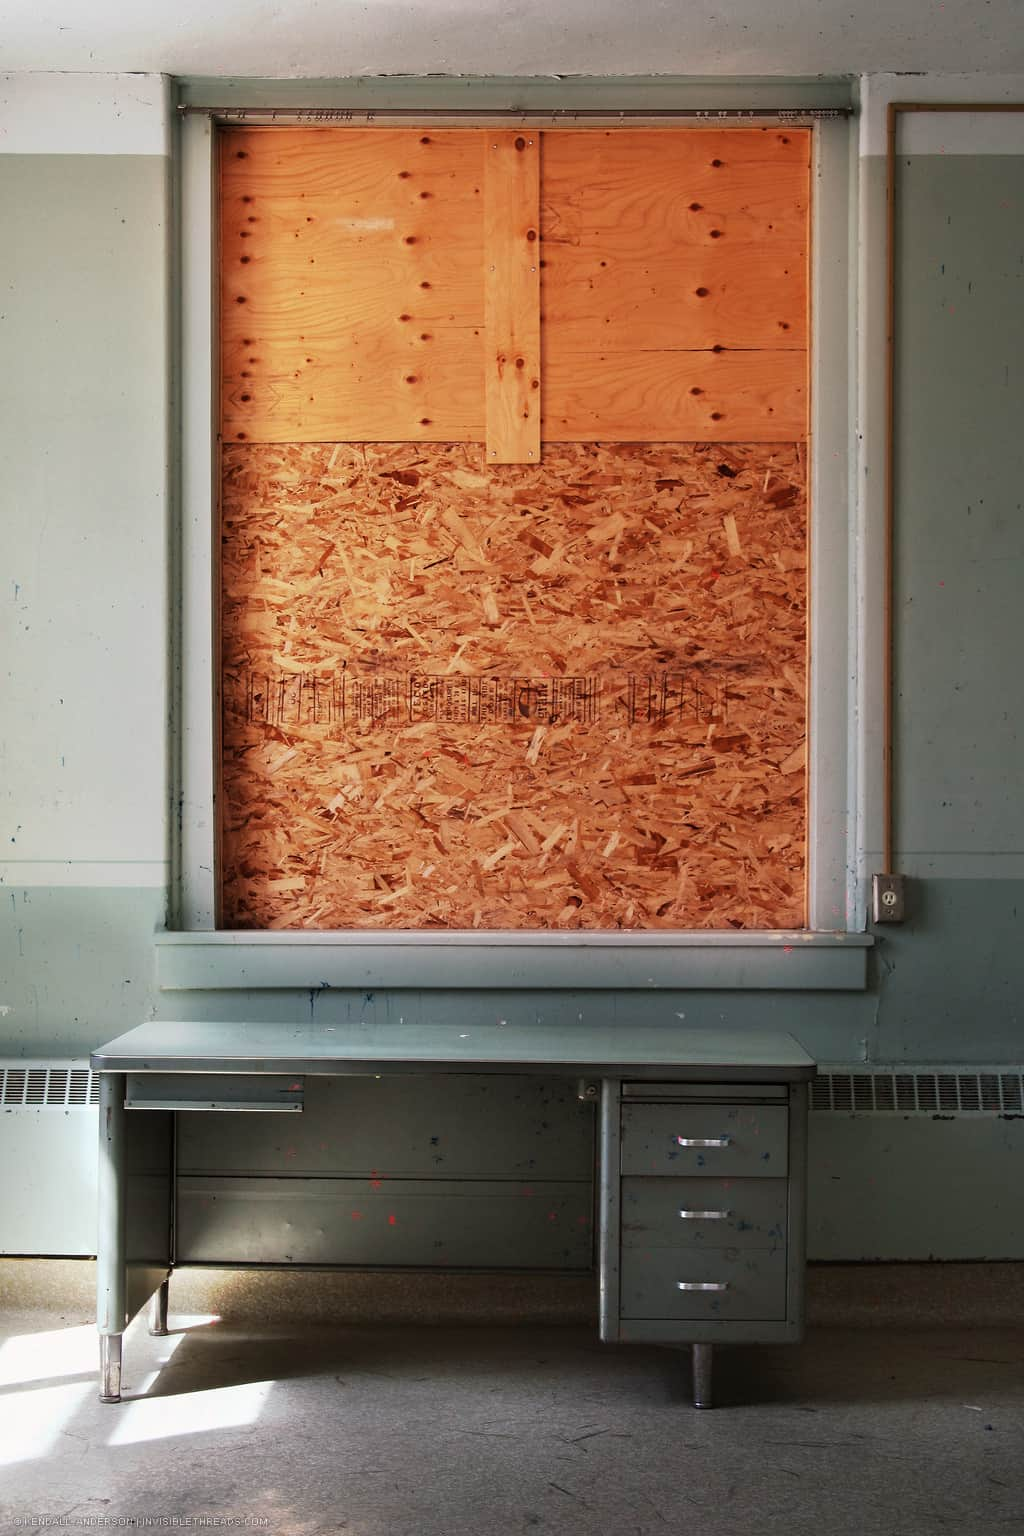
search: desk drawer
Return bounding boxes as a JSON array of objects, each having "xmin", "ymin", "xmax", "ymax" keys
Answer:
[
  {"xmin": 621, "ymin": 1103, "xmax": 788, "ymax": 1178},
  {"xmin": 621, "ymin": 1177, "xmax": 787, "ymax": 1250},
  {"xmin": 620, "ymin": 1245, "xmax": 787, "ymax": 1322}
]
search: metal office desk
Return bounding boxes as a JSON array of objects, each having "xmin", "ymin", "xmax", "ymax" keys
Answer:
[{"xmin": 92, "ymin": 1020, "xmax": 814, "ymax": 1407}]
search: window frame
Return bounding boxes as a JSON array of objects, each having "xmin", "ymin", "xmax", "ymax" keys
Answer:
[{"xmin": 171, "ymin": 86, "xmax": 866, "ymax": 990}]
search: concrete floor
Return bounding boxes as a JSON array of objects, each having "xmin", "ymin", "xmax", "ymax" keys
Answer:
[{"xmin": 1, "ymin": 1286, "xmax": 1023, "ymax": 1535}]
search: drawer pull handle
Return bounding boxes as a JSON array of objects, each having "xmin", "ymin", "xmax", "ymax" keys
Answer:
[
  {"xmin": 677, "ymin": 1281, "xmax": 730, "ymax": 1293},
  {"xmin": 679, "ymin": 1209, "xmax": 732, "ymax": 1220},
  {"xmin": 675, "ymin": 1136, "xmax": 732, "ymax": 1148}
]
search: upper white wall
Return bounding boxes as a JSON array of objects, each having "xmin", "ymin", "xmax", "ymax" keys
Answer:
[
  {"xmin": 1, "ymin": 0, "xmax": 1023, "ymax": 77},
  {"xmin": 0, "ymin": 71, "xmax": 170, "ymax": 154}
]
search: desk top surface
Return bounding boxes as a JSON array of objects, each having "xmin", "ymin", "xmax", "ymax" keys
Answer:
[{"xmin": 92, "ymin": 1020, "xmax": 815, "ymax": 1080}]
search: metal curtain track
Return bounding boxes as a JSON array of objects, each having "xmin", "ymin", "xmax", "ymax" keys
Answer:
[{"xmin": 178, "ymin": 105, "xmax": 851, "ymax": 122}]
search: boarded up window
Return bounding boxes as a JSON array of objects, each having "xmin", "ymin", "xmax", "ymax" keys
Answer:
[{"xmin": 219, "ymin": 128, "xmax": 809, "ymax": 930}]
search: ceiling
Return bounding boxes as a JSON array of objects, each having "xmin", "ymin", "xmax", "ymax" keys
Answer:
[{"xmin": 1, "ymin": 0, "xmax": 1023, "ymax": 79}]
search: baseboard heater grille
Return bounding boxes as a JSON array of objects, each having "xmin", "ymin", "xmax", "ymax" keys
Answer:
[
  {"xmin": 811, "ymin": 1067, "xmax": 1024, "ymax": 1115},
  {"xmin": 4, "ymin": 1063, "xmax": 1022, "ymax": 1116},
  {"xmin": 0, "ymin": 1063, "xmax": 99, "ymax": 1107}
]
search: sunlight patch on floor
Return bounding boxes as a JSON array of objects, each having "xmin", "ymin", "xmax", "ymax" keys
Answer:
[
  {"xmin": 107, "ymin": 1379, "xmax": 274, "ymax": 1445},
  {"xmin": 0, "ymin": 1322, "xmax": 99, "ymax": 1387},
  {"xmin": 0, "ymin": 1381, "xmax": 94, "ymax": 1465}
]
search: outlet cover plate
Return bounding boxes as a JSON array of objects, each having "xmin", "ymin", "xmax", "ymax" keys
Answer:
[{"xmin": 872, "ymin": 873, "xmax": 906, "ymax": 923}]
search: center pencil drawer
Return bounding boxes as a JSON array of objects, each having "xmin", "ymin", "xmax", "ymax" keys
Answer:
[{"xmin": 621, "ymin": 1103, "xmax": 788, "ymax": 1177}]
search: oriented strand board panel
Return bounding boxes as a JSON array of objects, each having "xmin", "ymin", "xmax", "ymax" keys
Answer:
[
  {"xmin": 221, "ymin": 129, "xmax": 485, "ymax": 443},
  {"xmin": 541, "ymin": 129, "xmax": 809, "ymax": 442},
  {"xmin": 220, "ymin": 441, "xmax": 806, "ymax": 930}
]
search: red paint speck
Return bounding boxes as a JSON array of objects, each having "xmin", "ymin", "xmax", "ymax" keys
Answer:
[
  {"xmin": 783, "ymin": 945, "xmax": 793, "ymax": 954},
  {"xmin": 351, "ymin": 1211, "xmax": 364, "ymax": 1220},
  {"xmin": 388, "ymin": 1213, "xmax": 398, "ymax": 1226},
  {"xmin": 547, "ymin": 1211, "xmax": 558, "ymax": 1222}
]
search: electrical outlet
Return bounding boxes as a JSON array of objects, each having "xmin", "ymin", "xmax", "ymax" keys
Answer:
[{"xmin": 872, "ymin": 873, "xmax": 906, "ymax": 923}]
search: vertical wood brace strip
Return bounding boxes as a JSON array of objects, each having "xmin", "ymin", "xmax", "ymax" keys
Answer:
[{"xmin": 484, "ymin": 131, "xmax": 541, "ymax": 464}]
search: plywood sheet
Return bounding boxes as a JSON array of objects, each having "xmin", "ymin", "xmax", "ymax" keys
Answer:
[
  {"xmin": 541, "ymin": 128, "xmax": 809, "ymax": 441},
  {"xmin": 221, "ymin": 128, "xmax": 485, "ymax": 444},
  {"xmin": 220, "ymin": 441, "xmax": 806, "ymax": 930},
  {"xmin": 484, "ymin": 131, "xmax": 541, "ymax": 463},
  {"xmin": 543, "ymin": 349, "xmax": 806, "ymax": 442},
  {"xmin": 541, "ymin": 128, "xmax": 809, "ymax": 350},
  {"xmin": 221, "ymin": 126, "xmax": 809, "ymax": 447}
]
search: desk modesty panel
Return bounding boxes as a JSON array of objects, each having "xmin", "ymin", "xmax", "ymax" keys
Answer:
[{"xmin": 91, "ymin": 1021, "xmax": 815, "ymax": 1410}]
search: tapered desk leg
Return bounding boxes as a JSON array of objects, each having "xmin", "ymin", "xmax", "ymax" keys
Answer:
[
  {"xmin": 692, "ymin": 1343, "xmax": 713, "ymax": 1409},
  {"xmin": 149, "ymin": 1278, "xmax": 170, "ymax": 1337},
  {"xmin": 100, "ymin": 1335, "xmax": 122, "ymax": 1403},
  {"xmin": 97, "ymin": 1071, "xmax": 127, "ymax": 1403}
]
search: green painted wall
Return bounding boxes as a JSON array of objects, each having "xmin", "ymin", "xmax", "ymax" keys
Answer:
[
  {"xmin": 893, "ymin": 155, "xmax": 1024, "ymax": 865},
  {"xmin": 0, "ymin": 155, "xmax": 171, "ymax": 880}
]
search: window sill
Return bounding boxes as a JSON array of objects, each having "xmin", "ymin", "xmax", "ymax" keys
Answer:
[{"xmin": 155, "ymin": 929, "xmax": 872, "ymax": 992}]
